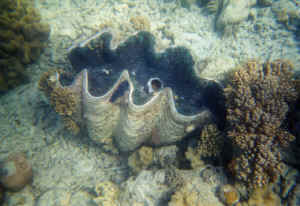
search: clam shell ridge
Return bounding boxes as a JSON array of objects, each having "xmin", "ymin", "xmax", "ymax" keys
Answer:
[{"xmin": 56, "ymin": 69, "xmax": 213, "ymax": 152}]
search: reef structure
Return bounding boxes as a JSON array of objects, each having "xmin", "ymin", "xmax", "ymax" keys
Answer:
[{"xmin": 40, "ymin": 31, "xmax": 216, "ymax": 152}]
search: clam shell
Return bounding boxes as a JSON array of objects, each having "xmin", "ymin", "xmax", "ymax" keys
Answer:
[{"xmin": 55, "ymin": 69, "xmax": 212, "ymax": 152}]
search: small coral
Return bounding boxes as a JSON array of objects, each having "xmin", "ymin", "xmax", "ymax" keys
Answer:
[
  {"xmin": 38, "ymin": 70, "xmax": 81, "ymax": 134},
  {"xmin": 225, "ymin": 60, "xmax": 297, "ymax": 188},
  {"xmin": 38, "ymin": 70, "xmax": 60, "ymax": 97},
  {"xmin": 0, "ymin": 0, "xmax": 50, "ymax": 92},
  {"xmin": 168, "ymin": 174, "xmax": 223, "ymax": 206},
  {"xmin": 50, "ymin": 87, "xmax": 77, "ymax": 116},
  {"xmin": 218, "ymin": 184, "xmax": 240, "ymax": 206},
  {"xmin": 245, "ymin": 184, "xmax": 281, "ymax": 206},
  {"xmin": 128, "ymin": 146, "xmax": 154, "ymax": 174},
  {"xmin": 168, "ymin": 183, "xmax": 200, "ymax": 206},
  {"xmin": 93, "ymin": 181, "xmax": 120, "ymax": 206},
  {"xmin": 185, "ymin": 124, "xmax": 223, "ymax": 168},
  {"xmin": 130, "ymin": 15, "xmax": 151, "ymax": 31}
]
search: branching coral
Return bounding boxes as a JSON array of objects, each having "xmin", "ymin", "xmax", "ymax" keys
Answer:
[
  {"xmin": 224, "ymin": 60, "xmax": 297, "ymax": 188},
  {"xmin": 0, "ymin": 0, "xmax": 50, "ymax": 92}
]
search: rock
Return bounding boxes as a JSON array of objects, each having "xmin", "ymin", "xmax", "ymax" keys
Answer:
[
  {"xmin": 36, "ymin": 188, "xmax": 72, "ymax": 206},
  {"xmin": 195, "ymin": 56, "xmax": 236, "ymax": 82},
  {"xmin": 119, "ymin": 170, "xmax": 173, "ymax": 206},
  {"xmin": 216, "ymin": 0, "xmax": 257, "ymax": 36},
  {"xmin": 0, "ymin": 153, "xmax": 33, "ymax": 191}
]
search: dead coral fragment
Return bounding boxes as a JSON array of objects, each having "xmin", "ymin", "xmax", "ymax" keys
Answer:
[{"xmin": 225, "ymin": 60, "xmax": 297, "ymax": 188}]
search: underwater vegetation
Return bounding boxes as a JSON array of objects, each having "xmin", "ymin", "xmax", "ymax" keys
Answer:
[
  {"xmin": 0, "ymin": 0, "xmax": 50, "ymax": 92},
  {"xmin": 224, "ymin": 60, "xmax": 297, "ymax": 188}
]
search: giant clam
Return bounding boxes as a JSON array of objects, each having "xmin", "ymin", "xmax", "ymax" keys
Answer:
[{"xmin": 46, "ymin": 31, "xmax": 218, "ymax": 152}]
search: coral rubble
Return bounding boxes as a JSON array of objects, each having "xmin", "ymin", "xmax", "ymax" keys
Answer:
[
  {"xmin": 168, "ymin": 168, "xmax": 225, "ymax": 206},
  {"xmin": 225, "ymin": 60, "xmax": 297, "ymax": 188},
  {"xmin": 0, "ymin": 0, "xmax": 50, "ymax": 92}
]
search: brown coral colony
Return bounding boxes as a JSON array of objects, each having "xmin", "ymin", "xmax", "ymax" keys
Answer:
[
  {"xmin": 0, "ymin": 0, "xmax": 50, "ymax": 92},
  {"xmin": 225, "ymin": 60, "xmax": 297, "ymax": 188}
]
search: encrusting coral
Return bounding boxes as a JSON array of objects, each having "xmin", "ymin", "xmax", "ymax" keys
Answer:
[
  {"xmin": 224, "ymin": 60, "xmax": 297, "ymax": 188},
  {"xmin": 0, "ymin": 0, "xmax": 50, "ymax": 92}
]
